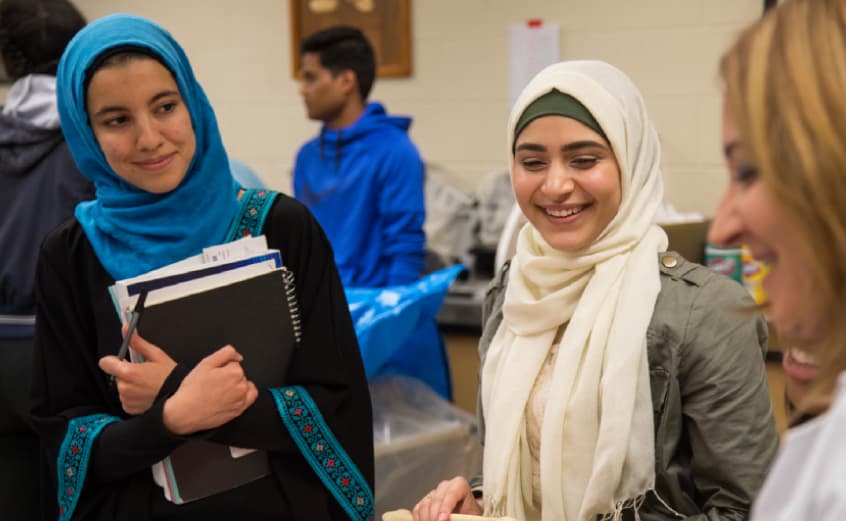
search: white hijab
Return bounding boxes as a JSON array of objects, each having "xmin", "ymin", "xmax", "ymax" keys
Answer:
[{"xmin": 482, "ymin": 60, "xmax": 667, "ymax": 521}]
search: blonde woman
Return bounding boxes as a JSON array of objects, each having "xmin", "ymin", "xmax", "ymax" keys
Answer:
[
  {"xmin": 413, "ymin": 60, "xmax": 777, "ymax": 521},
  {"xmin": 710, "ymin": 0, "xmax": 846, "ymax": 518}
]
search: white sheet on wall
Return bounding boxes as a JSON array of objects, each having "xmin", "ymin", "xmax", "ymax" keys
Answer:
[{"xmin": 509, "ymin": 21, "xmax": 560, "ymax": 107}]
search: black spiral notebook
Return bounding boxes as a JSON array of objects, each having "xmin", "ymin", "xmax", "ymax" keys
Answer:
[{"xmin": 138, "ymin": 267, "xmax": 302, "ymax": 504}]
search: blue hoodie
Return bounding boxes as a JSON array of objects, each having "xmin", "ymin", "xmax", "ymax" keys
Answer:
[{"xmin": 294, "ymin": 102, "xmax": 425, "ymax": 287}]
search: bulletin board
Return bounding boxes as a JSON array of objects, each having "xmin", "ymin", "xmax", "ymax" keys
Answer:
[{"xmin": 289, "ymin": 0, "xmax": 412, "ymax": 78}]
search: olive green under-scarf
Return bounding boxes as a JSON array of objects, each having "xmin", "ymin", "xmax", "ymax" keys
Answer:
[{"xmin": 512, "ymin": 88, "xmax": 607, "ymax": 147}]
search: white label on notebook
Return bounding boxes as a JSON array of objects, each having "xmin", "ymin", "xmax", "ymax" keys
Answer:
[
  {"xmin": 229, "ymin": 446, "xmax": 256, "ymax": 459},
  {"xmin": 202, "ymin": 235, "xmax": 269, "ymax": 264}
]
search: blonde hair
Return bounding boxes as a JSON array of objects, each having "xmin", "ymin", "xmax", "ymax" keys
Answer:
[{"xmin": 721, "ymin": 0, "xmax": 846, "ymax": 405}]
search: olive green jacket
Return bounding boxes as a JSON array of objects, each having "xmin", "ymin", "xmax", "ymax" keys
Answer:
[{"xmin": 472, "ymin": 252, "xmax": 779, "ymax": 521}]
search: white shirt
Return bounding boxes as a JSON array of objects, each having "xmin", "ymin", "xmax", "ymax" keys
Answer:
[{"xmin": 751, "ymin": 373, "xmax": 846, "ymax": 521}]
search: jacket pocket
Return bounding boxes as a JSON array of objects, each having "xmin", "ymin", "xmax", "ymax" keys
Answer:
[
  {"xmin": 648, "ymin": 366, "xmax": 670, "ymax": 468},
  {"xmin": 649, "ymin": 367, "xmax": 670, "ymax": 420}
]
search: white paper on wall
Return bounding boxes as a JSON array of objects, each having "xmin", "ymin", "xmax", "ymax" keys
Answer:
[{"xmin": 509, "ymin": 21, "xmax": 560, "ymax": 107}]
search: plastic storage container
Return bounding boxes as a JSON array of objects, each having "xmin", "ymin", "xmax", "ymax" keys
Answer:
[{"xmin": 370, "ymin": 376, "xmax": 482, "ymax": 518}]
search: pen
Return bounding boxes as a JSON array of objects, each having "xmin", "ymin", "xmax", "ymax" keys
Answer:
[{"xmin": 111, "ymin": 289, "xmax": 148, "ymax": 385}]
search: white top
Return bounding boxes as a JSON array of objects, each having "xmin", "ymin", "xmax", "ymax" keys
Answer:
[
  {"xmin": 751, "ymin": 373, "xmax": 846, "ymax": 521},
  {"xmin": 527, "ymin": 342, "xmax": 560, "ymax": 512}
]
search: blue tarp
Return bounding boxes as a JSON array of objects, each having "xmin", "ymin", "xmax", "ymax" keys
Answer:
[{"xmin": 345, "ymin": 265, "xmax": 464, "ymax": 398}]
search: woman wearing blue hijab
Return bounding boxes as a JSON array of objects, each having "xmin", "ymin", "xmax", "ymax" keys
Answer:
[{"xmin": 30, "ymin": 14, "xmax": 373, "ymax": 521}]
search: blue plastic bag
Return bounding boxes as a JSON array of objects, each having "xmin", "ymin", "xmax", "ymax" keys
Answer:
[{"xmin": 345, "ymin": 265, "xmax": 464, "ymax": 398}]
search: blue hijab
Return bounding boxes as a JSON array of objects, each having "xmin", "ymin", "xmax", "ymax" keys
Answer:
[{"xmin": 57, "ymin": 14, "xmax": 240, "ymax": 280}]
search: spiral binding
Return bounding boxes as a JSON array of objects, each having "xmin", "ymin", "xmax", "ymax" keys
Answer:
[{"xmin": 281, "ymin": 267, "xmax": 303, "ymax": 344}]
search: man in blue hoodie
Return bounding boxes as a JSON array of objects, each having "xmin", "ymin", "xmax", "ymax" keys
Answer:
[
  {"xmin": 294, "ymin": 27, "xmax": 453, "ymax": 400},
  {"xmin": 293, "ymin": 25, "xmax": 425, "ymax": 288}
]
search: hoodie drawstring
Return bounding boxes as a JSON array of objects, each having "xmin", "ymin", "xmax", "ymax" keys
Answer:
[
  {"xmin": 335, "ymin": 129, "xmax": 342, "ymax": 172},
  {"xmin": 318, "ymin": 129, "xmax": 343, "ymax": 172}
]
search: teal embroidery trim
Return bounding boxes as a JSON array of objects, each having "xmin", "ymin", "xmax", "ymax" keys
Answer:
[
  {"xmin": 270, "ymin": 386, "xmax": 374, "ymax": 521},
  {"xmin": 57, "ymin": 414, "xmax": 120, "ymax": 521},
  {"xmin": 224, "ymin": 189, "xmax": 280, "ymax": 241}
]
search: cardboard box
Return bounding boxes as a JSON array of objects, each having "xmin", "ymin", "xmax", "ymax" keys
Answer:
[{"xmin": 660, "ymin": 220, "xmax": 710, "ymax": 265}]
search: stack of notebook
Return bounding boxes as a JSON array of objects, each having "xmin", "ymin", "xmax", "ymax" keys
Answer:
[{"xmin": 110, "ymin": 235, "xmax": 301, "ymax": 504}]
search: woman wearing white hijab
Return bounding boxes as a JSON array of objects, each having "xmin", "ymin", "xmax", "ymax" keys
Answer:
[{"xmin": 412, "ymin": 61, "xmax": 777, "ymax": 521}]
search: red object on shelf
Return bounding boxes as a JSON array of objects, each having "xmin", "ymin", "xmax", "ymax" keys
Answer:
[{"xmin": 527, "ymin": 18, "xmax": 543, "ymax": 28}]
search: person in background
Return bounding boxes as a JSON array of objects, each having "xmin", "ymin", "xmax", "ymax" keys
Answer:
[
  {"xmin": 293, "ymin": 25, "xmax": 425, "ymax": 288},
  {"xmin": 0, "ymin": 0, "xmax": 90, "ymax": 518},
  {"xmin": 710, "ymin": 0, "xmax": 846, "ymax": 517},
  {"xmin": 294, "ymin": 26, "xmax": 452, "ymax": 399},
  {"xmin": 31, "ymin": 13, "xmax": 373, "ymax": 520},
  {"xmin": 412, "ymin": 60, "xmax": 777, "ymax": 521}
]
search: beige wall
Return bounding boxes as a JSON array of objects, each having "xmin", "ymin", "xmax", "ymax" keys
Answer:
[{"xmin": 27, "ymin": 0, "xmax": 762, "ymax": 215}]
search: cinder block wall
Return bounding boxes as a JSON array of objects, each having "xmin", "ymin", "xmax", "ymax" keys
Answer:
[{"xmin": 19, "ymin": 0, "xmax": 761, "ymax": 215}]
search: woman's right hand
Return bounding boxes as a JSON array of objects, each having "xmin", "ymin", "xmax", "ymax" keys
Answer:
[
  {"xmin": 412, "ymin": 477, "xmax": 482, "ymax": 521},
  {"xmin": 99, "ymin": 329, "xmax": 177, "ymax": 415},
  {"xmin": 162, "ymin": 345, "xmax": 258, "ymax": 435}
]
